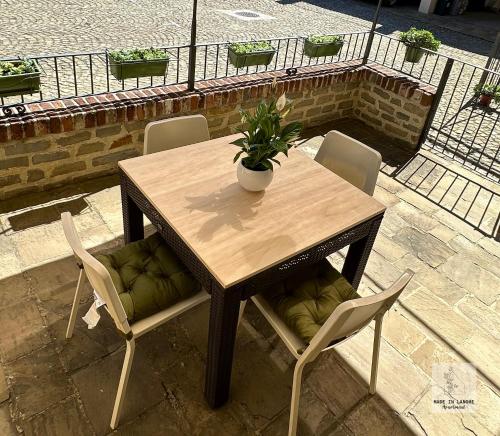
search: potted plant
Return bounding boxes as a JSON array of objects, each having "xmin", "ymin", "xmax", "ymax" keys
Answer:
[
  {"xmin": 399, "ymin": 28, "xmax": 440, "ymax": 63},
  {"xmin": 304, "ymin": 35, "xmax": 344, "ymax": 58},
  {"xmin": 232, "ymin": 91, "xmax": 302, "ymax": 192},
  {"xmin": 108, "ymin": 48, "xmax": 169, "ymax": 81},
  {"xmin": 474, "ymin": 83, "xmax": 500, "ymax": 107},
  {"xmin": 228, "ymin": 41, "xmax": 276, "ymax": 69},
  {"xmin": 0, "ymin": 59, "xmax": 41, "ymax": 97}
]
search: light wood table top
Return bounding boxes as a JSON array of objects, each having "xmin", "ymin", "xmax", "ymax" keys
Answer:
[{"xmin": 119, "ymin": 134, "xmax": 385, "ymax": 288}]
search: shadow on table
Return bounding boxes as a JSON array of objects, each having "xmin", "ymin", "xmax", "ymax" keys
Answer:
[{"xmin": 184, "ymin": 183, "xmax": 265, "ymax": 241}]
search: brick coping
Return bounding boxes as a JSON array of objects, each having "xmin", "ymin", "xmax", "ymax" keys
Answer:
[{"xmin": 0, "ymin": 61, "xmax": 435, "ymax": 144}]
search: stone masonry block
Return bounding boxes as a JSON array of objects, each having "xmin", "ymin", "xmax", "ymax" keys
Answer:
[
  {"xmin": 0, "ymin": 174, "xmax": 21, "ymax": 187},
  {"xmin": 0, "ymin": 156, "xmax": 29, "ymax": 170},
  {"xmin": 385, "ymin": 123, "xmax": 409, "ymax": 138},
  {"xmin": 95, "ymin": 125, "xmax": 122, "ymax": 138},
  {"xmin": 378, "ymin": 101, "xmax": 395, "ymax": 115},
  {"xmin": 92, "ymin": 149, "xmax": 138, "ymax": 166},
  {"xmin": 76, "ymin": 141, "xmax": 106, "ymax": 156},
  {"xmin": 299, "ymin": 97, "xmax": 319, "ymax": 107},
  {"xmin": 4, "ymin": 139, "xmax": 51, "ymax": 156},
  {"xmin": 32, "ymin": 151, "xmax": 70, "ymax": 164},
  {"xmin": 361, "ymin": 92, "xmax": 375, "ymax": 104},
  {"xmin": 403, "ymin": 102, "xmax": 426, "ymax": 118},
  {"xmin": 396, "ymin": 111, "xmax": 410, "ymax": 121},
  {"xmin": 373, "ymin": 88, "xmax": 390, "ymax": 100},
  {"xmin": 390, "ymin": 97, "xmax": 402, "ymax": 107},
  {"xmin": 56, "ymin": 131, "xmax": 92, "ymax": 146},
  {"xmin": 338, "ymin": 100, "xmax": 353, "ymax": 109},
  {"xmin": 381, "ymin": 113, "xmax": 396, "ymax": 123},
  {"xmin": 306, "ymin": 107, "xmax": 322, "ymax": 117},
  {"xmin": 27, "ymin": 169, "xmax": 44, "ymax": 183},
  {"xmin": 51, "ymin": 161, "xmax": 86, "ymax": 177},
  {"xmin": 110, "ymin": 134, "xmax": 133, "ymax": 149}
]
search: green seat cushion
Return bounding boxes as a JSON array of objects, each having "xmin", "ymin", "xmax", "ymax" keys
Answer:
[
  {"xmin": 97, "ymin": 233, "xmax": 201, "ymax": 322},
  {"xmin": 261, "ymin": 259, "xmax": 360, "ymax": 344}
]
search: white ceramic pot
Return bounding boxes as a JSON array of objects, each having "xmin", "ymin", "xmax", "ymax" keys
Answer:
[{"xmin": 237, "ymin": 160, "xmax": 274, "ymax": 192}]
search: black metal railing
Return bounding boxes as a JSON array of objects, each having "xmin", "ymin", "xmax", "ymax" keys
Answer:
[
  {"xmin": 0, "ymin": 44, "xmax": 191, "ymax": 109},
  {"xmin": 425, "ymin": 62, "xmax": 500, "ymax": 182},
  {"xmin": 367, "ymin": 32, "xmax": 452, "ymax": 87},
  {"xmin": 0, "ymin": 32, "xmax": 369, "ymax": 112},
  {"xmin": 364, "ymin": 32, "xmax": 499, "ymax": 182},
  {"xmin": 194, "ymin": 31, "xmax": 369, "ymax": 81}
]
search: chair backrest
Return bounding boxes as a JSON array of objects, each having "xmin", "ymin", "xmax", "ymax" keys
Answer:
[
  {"xmin": 303, "ymin": 269, "xmax": 413, "ymax": 361},
  {"xmin": 61, "ymin": 212, "xmax": 130, "ymax": 335},
  {"xmin": 143, "ymin": 114, "xmax": 210, "ymax": 155},
  {"xmin": 315, "ymin": 130, "xmax": 382, "ymax": 196}
]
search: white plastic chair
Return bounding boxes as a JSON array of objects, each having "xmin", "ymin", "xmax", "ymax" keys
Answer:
[
  {"xmin": 61, "ymin": 212, "xmax": 210, "ymax": 429},
  {"xmin": 143, "ymin": 114, "xmax": 210, "ymax": 155},
  {"xmin": 241, "ymin": 268, "xmax": 413, "ymax": 436},
  {"xmin": 315, "ymin": 130, "xmax": 382, "ymax": 196}
]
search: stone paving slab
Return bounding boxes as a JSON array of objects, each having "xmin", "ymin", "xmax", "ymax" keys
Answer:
[
  {"xmin": 0, "ymin": 119, "xmax": 498, "ymax": 435},
  {"xmin": 72, "ymin": 348, "xmax": 166, "ymax": 435},
  {"xmin": 20, "ymin": 396, "xmax": 91, "ymax": 436}
]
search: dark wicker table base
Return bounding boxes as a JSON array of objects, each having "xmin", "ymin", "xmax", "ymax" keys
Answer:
[{"xmin": 120, "ymin": 170, "xmax": 383, "ymax": 408}]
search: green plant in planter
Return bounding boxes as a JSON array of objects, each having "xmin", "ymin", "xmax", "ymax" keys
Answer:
[
  {"xmin": 304, "ymin": 35, "xmax": 344, "ymax": 58},
  {"xmin": 0, "ymin": 59, "xmax": 41, "ymax": 97},
  {"xmin": 232, "ymin": 92, "xmax": 303, "ymax": 171},
  {"xmin": 399, "ymin": 28, "xmax": 440, "ymax": 63},
  {"xmin": 228, "ymin": 41, "xmax": 276, "ymax": 69},
  {"xmin": 473, "ymin": 83, "xmax": 500, "ymax": 107},
  {"xmin": 108, "ymin": 48, "xmax": 169, "ymax": 80}
]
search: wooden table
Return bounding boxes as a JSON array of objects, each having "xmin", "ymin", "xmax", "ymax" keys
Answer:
[{"xmin": 118, "ymin": 134, "xmax": 385, "ymax": 408}]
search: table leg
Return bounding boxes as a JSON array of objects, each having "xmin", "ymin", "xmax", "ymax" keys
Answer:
[
  {"xmin": 120, "ymin": 180, "xmax": 144, "ymax": 244},
  {"xmin": 342, "ymin": 215, "xmax": 383, "ymax": 289},
  {"xmin": 205, "ymin": 284, "xmax": 241, "ymax": 408}
]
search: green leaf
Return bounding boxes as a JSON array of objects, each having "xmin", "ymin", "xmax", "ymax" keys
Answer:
[
  {"xmin": 233, "ymin": 150, "xmax": 244, "ymax": 163},
  {"xmin": 261, "ymin": 160, "xmax": 274, "ymax": 171},
  {"xmin": 231, "ymin": 137, "xmax": 247, "ymax": 147}
]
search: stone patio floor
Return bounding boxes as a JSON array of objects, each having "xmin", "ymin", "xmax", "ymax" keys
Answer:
[{"xmin": 0, "ymin": 119, "xmax": 498, "ymax": 435}]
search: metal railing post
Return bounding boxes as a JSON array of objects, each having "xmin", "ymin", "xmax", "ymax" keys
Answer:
[
  {"xmin": 187, "ymin": 0, "xmax": 198, "ymax": 91},
  {"xmin": 417, "ymin": 57, "xmax": 454, "ymax": 149},
  {"xmin": 362, "ymin": 0, "xmax": 383, "ymax": 65},
  {"xmin": 478, "ymin": 32, "xmax": 500, "ymax": 87}
]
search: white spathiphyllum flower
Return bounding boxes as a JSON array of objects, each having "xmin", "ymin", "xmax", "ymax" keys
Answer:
[{"xmin": 276, "ymin": 92, "xmax": 287, "ymax": 111}]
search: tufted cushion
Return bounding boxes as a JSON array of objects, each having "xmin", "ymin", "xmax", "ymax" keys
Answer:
[
  {"xmin": 261, "ymin": 259, "xmax": 360, "ymax": 343},
  {"xmin": 96, "ymin": 233, "xmax": 201, "ymax": 322}
]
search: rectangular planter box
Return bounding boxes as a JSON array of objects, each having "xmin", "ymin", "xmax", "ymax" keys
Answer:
[
  {"xmin": 109, "ymin": 57, "xmax": 169, "ymax": 81},
  {"xmin": 0, "ymin": 60, "xmax": 41, "ymax": 97},
  {"xmin": 404, "ymin": 46, "xmax": 425, "ymax": 63},
  {"xmin": 304, "ymin": 39, "xmax": 343, "ymax": 58},
  {"xmin": 228, "ymin": 47, "xmax": 276, "ymax": 69}
]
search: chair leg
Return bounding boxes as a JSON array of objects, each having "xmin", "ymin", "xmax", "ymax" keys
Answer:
[
  {"xmin": 66, "ymin": 267, "xmax": 86, "ymax": 339},
  {"xmin": 110, "ymin": 338, "xmax": 136, "ymax": 430},
  {"xmin": 370, "ymin": 314, "xmax": 383, "ymax": 395},
  {"xmin": 288, "ymin": 361, "xmax": 305, "ymax": 436},
  {"xmin": 238, "ymin": 300, "xmax": 247, "ymax": 326}
]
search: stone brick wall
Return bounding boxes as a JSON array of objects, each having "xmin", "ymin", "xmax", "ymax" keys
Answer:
[
  {"xmin": 0, "ymin": 62, "xmax": 435, "ymax": 200},
  {"xmin": 355, "ymin": 65, "xmax": 434, "ymax": 146}
]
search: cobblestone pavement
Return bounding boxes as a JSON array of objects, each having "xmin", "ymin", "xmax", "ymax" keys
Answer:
[
  {"xmin": 0, "ymin": 0, "xmax": 495, "ymax": 60},
  {"xmin": 0, "ymin": 119, "xmax": 498, "ymax": 435}
]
